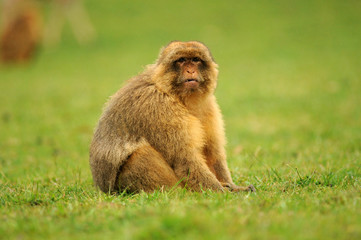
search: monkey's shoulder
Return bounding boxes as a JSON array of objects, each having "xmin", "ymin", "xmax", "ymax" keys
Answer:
[{"xmin": 111, "ymin": 76, "xmax": 178, "ymax": 108}]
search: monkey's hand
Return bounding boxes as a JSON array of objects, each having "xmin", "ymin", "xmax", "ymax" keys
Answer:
[{"xmin": 222, "ymin": 182, "xmax": 256, "ymax": 193}]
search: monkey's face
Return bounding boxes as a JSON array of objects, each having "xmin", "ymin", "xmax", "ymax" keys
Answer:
[
  {"xmin": 173, "ymin": 56, "xmax": 204, "ymax": 91},
  {"xmin": 155, "ymin": 41, "xmax": 219, "ymax": 96}
]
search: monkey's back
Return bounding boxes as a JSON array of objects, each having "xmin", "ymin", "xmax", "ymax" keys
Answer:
[{"xmin": 89, "ymin": 73, "xmax": 183, "ymax": 192}]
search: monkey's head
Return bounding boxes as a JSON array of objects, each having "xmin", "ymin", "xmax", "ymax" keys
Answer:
[{"xmin": 152, "ymin": 41, "xmax": 219, "ymax": 98}]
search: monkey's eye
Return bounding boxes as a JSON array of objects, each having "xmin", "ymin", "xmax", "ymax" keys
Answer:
[
  {"xmin": 192, "ymin": 57, "xmax": 201, "ymax": 62},
  {"xmin": 176, "ymin": 57, "xmax": 186, "ymax": 63}
]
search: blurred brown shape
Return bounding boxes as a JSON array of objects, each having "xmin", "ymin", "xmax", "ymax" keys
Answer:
[
  {"xmin": 0, "ymin": 0, "xmax": 42, "ymax": 64},
  {"xmin": 233, "ymin": 144, "xmax": 244, "ymax": 156},
  {"xmin": 43, "ymin": 0, "xmax": 96, "ymax": 47}
]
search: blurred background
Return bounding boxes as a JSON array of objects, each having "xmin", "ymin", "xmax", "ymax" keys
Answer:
[{"xmin": 0, "ymin": 0, "xmax": 360, "ymax": 179}]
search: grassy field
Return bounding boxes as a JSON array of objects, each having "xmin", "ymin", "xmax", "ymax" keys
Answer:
[{"xmin": 1, "ymin": 0, "xmax": 361, "ymax": 239}]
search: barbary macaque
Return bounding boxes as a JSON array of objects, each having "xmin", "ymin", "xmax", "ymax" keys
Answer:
[
  {"xmin": 90, "ymin": 41, "xmax": 255, "ymax": 193},
  {"xmin": 0, "ymin": 0, "xmax": 41, "ymax": 63}
]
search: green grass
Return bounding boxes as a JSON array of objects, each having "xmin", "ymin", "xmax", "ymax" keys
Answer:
[{"xmin": 1, "ymin": 0, "xmax": 360, "ymax": 239}]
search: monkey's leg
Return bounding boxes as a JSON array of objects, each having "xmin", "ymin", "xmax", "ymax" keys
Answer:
[{"xmin": 117, "ymin": 146, "xmax": 179, "ymax": 193}]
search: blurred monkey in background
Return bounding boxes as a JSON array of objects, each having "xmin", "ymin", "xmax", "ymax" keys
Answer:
[{"xmin": 0, "ymin": 0, "xmax": 42, "ymax": 63}]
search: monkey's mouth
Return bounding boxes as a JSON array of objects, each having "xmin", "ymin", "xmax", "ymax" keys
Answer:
[
  {"xmin": 185, "ymin": 79, "xmax": 198, "ymax": 83},
  {"xmin": 184, "ymin": 79, "xmax": 199, "ymax": 89}
]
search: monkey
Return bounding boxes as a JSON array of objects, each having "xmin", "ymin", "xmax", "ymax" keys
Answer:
[
  {"xmin": 89, "ymin": 41, "xmax": 255, "ymax": 193},
  {"xmin": 0, "ymin": 0, "xmax": 42, "ymax": 63}
]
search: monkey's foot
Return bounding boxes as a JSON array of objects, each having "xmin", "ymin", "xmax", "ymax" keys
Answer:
[{"xmin": 222, "ymin": 183, "xmax": 256, "ymax": 193}]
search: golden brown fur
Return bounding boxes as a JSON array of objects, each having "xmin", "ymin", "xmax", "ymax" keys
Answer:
[
  {"xmin": 0, "ymin": 3, "xmax": 41, "ymax": 63},
  {"xmin": 89, "ymin": 41, "xmax": 255, "ymax": 193}
]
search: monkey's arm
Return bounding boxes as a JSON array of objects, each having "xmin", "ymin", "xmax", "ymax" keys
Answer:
[
  {"xmin": 202, "ymin": 100, "xmax": 234, "ymax": 184},
  {"xmin": 204, "ymin": 100, "xmax": 255, "ymax": 192},
  {"xmin": 205, "ymin": 135, "xmax": 256, "ymax": 193}
]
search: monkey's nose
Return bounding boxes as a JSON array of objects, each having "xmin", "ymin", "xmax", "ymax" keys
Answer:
[{"xmin": 187, "ymin": 70, "xmax": 195, "ymax": 74}]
